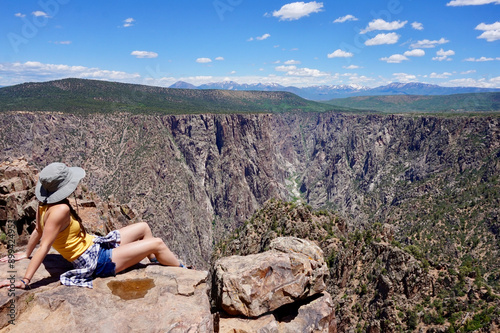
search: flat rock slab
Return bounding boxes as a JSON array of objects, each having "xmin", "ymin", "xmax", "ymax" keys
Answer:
[{"xmin": 0, "ymin": 253, "xmax": 212, "ymax": 332}]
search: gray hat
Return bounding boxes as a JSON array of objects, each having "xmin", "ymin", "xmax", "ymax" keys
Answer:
[{"xmin": 35, "ymin": 162, "xmax": 86, "ymax": 204}]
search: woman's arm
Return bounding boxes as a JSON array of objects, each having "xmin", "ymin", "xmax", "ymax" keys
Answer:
[
  {"xmin": 0, "ymin": 204, "xmax": 70, "ymax": 289},
  {"xmin": 22, "ymin": 205, "xmax": 69, "ymax": 282},
  {"xmin": 25, "ymin": 229, "xmax": 42, "ymax": 258}
]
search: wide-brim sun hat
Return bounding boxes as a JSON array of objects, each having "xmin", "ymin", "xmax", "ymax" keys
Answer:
[{"xmin": 35, "ymin": 162, "xmax": 86, "ymax": 204}]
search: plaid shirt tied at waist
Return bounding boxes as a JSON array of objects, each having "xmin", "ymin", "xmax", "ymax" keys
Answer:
[{"xmin": 59, "ymin": 230, "xmax": 121, "ymax": 288}]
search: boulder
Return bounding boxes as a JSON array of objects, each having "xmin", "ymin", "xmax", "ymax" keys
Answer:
[
  {"xmin": 0, "ymin": 252, "xmax": 212, "ymax": 332},
  {"xmin": 218, "ymin": 292, "xmax": 336, "ymax": 333},
  {"xmin": 213, "ymin": 237, "xmax": 328, "ymax": 318}
]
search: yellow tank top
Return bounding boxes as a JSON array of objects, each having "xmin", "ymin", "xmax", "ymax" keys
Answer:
[{"xmin": 39, "ymin": 204, "xmax": 95, "ymax": 262}]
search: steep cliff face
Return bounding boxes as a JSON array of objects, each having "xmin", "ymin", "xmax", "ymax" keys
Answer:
[
  {"xmin": 272, "ymin": 113, "xmax": 500, "ymax": 272},
  {"xmin": 0, "ymin": 112, "xmax": 498, "ymax": 273},
  {"xmin": 0, "ymin": 112, "xmax": 291, "ymax": 268},
  {"xmin": 214, "ymin": 200, "xmax": 500, "ymax": 332}
]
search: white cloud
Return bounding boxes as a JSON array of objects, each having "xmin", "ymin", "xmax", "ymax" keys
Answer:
[
  {"xmin": 15, "ymin": 13, "xmax": 26, "ymax": 18},
  {"xmin": 412, "ymin": 22, "xmax": 424, "ymax": 30},
  {"xmin": 123, "ymin": 18, "xmax": 135, "ymax": 28},
  {"xmin": 32, "ymin": 11, "xmax": 49, "ymax": 17},
  {"xmin": 380, "ymin": 54, "xmax": 409, "ymax": 63},
  {"xmin": 430, "ymin": 72, "xmax": 453, "ymax": 78},
  {"xmin": 286, "ymin": 67, "xmax": 329, "ymax": 77},
  {"xmin": 346, "ymin": 74, "xmax": 375, "ymax": 85},
  {"xmin": 447, "ymin": 0, "xmax": 500, "ymax": 6},
  {"xmin": 444, "ymin": 77, "xmax": 500, "ymax": 88},
  {"xmin": 393, "ymin": 73, "xmax": 417, "ymax": 82},
  {"xmin": 0, "ymin": 61, "xmax": 140, "ymax": 86},
  {"xmin": 257, "ymin": 33, "xmax": 271, "ymax": 41},
  {"xmin": 284, "ymin": 59, "xmax": 301, "ymax": 64},
  {"xmin": 343, "ymin": 65, "xmax": 362, "ymax": 69},
  {"xmin": 51, "ymin": 41, "xmax": 72, "ymax": 45},
  {"xmin": 275, "ymin": 65, "xmax": 297, "ymax": 72},
  {"xmin": 476, "ymin": 22, "xmax": 500, "ymax": 30},
  {"xmin": 131, "ymin": 51, "xmax": 158, "ymax": 58},
  {"xmin": 477, "ymin": 30, "xmax": 500, "ymax": 41},
  {"xmin": 215, "ymin": 57, "xmax": 224, "ymax": 61},
  {"xmin": 475, "ymin": 22, "xmax": 500, "ymax": 41},
  {"xmin": 196, "ymin": 58, "xmax": 212, "ymax": 63},
  {"xmin": 404, "ymin": 49, "xmax": 425, "ymax": 57},
  {"xmin": 432, "ymin": 49, "xmax": 455, "ymax": 61},
  {"xmin": 248, "ymin": 33, "xmax": 271, "ymax": 41},
  {"xmin": 333, "ymin": 15, "xmax": 358, "ymax": 23},
  {"xmin": 275, "ymin": 65, "xmax": 328, "ymax": 77},
  {"xmin": 365, "ymin": 33, "xmax": 400, "ymax": 46},
  {"xmin": 410, "ymin": 38, "xmax": 449, "ymax": 49},
  {"xmin": 271, "ymin": 1, "xmax": 324, "ymax": 21},
  {"xmin": 464, "ymin": 56, "xmax": 498, "ymax": 61},
  {"xmin": 327, "ymin": 49, "xmax": 354, "ymax": 58},
  {"xmin": 360, "ymin": 19, "xmax": 407, "ymax": 34}
]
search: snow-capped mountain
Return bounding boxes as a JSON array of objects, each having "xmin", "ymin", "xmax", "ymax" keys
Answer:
[{"xmin": 169, "ymin": 81, "xmax": 500, "ymax": 100}]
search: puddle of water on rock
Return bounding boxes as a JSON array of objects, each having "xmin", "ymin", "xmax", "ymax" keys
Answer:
[{"xmin": 107, "ymin": 278, "xmax": 155, "ymax": 300}]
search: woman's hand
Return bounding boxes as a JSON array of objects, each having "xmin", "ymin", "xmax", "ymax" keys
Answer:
[
  {"xmin": 0, "ymin": 278, "xmax": 27, "ymax": 289},
  {"xmin": 0, "ymin": 252, "xmax": 28, "ymax": 263}
]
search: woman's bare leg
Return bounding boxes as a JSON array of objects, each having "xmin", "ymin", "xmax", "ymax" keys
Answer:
[
  {"xmin": 111, "ymin": 237, "xmax": 180, "ymax": 273},
  {"xmin": 118, "ymin": 222, "xmax": 155, "ymax": 260}
]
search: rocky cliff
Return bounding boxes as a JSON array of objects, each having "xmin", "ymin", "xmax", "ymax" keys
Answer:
[
  {"xmin": 0, "ymin": 234, "xmax": 335, "ymax": 332},
  {"xmin": 1, "ymin": 108, "xmax": 499, "ymax": 332},
  {"xmin": 215, "ymin": 200, "xmax": 500, "ymax": 332},
  {"xmin": 1, "ymin": 111, "xmax": 498, "ymax": 273}
]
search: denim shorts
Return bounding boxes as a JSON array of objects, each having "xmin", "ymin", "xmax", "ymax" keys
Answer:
[{"xmin": 92, "ymin": 245, "xmax": 116, "ymax": 278}]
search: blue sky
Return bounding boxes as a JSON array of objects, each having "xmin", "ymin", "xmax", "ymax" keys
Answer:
[{"xmin": 1, "ymin": 0, "xmax": 499, "ymax": 88}]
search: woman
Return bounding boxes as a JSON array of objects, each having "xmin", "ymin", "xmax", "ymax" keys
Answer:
[{"xmin": 0, "ymin": 162, "xmax": 182, "ymax": 289}]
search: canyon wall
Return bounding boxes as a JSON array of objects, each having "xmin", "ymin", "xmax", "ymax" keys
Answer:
[{"xmin": 1, "ymin": 111, "xmax": 498, "ymax": 269}]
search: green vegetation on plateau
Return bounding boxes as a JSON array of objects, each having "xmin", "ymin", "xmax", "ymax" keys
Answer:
[
  {"xmin": 324, "ymin": 93, "xmax": 500, "ymax": 114},
  {"xmin": 0, "ymin": 78, "xmax": 336, "ymax": 115},
  {"xmin": 3, "ymin": 78, "xmax": 498, "ymax": 115}
]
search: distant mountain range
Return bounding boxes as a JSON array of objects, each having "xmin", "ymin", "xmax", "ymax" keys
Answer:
[
  {"xmin": 0, "ymin": 78, "xmax": 333, "ymax": 114},
  {"xmin": 169, "ymin": 81, "xmax": 500, "ymax": 100}
]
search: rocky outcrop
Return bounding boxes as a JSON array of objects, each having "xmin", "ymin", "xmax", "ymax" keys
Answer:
[
  {"xmin": 0, "ymin": 159, "xmax": 39, "ymax": 247},
  {"xmin": 0, "ymin": 253, "xmax": 212, "ymax": 332},
  {"xmin": 215, "ymin": 200, "xmax": 500, "ymax": 333},
  {"xmin": 217, "ymin": 292, "xmax": 336, "ymax": 333},
  {"xmin": 0, "ymin": 237, "xmax": 333, "ymax": 332},
  {"xmin": 213, "ymin": 237, "xmax": 328, "ymax": 317},
  {"xmin": 213, "ymin": 237, "xmax": 336, "ymax": 332}
]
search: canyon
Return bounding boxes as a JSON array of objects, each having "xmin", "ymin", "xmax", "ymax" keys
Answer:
[
  {"xmin": 0, "ymin": 111, "xmax": 498, "ymax": 270},
  {"xmin": 0, "ymin": 108, "xmax": 499, "ymax": 331}
]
